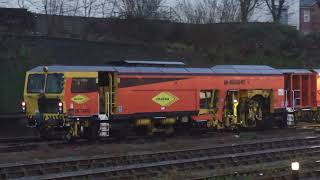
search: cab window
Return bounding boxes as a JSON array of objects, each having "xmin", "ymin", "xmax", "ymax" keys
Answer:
[
  {"xmin": 71, "ymin": 78, "xmax": 97, "ymax": 93},
  {"xmin": 200, "ymin": 90, "xmax": 212, "ymax": 109},
  {"xmin": 45, "ymin": 73, "xmax": 64, "ymax": 93},
  {"xmin": 27, "ymin": 74, "xmax": 45, "ymax": 93}
]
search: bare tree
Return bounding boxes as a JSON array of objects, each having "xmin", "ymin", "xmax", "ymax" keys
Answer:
[
  {"xmin": 238, "ymin": 0, "xmax": 261, "ymax": 22},
  {"xmin": 264, "ymin": 0, "xmax": 286, "ymax": 23},
  {"xmin": 204, "ymin": 0, "xmax": 219, "ymax": 23},
  {"xmin": 98, "ymin": 0, "xmax": 117, "ymax": 17},
  {"xmin": 117, "ymin": 0, "xmax": 165, "ymax": 19},
  {"xmin": 38, "ymin": 0, "xmax": 98, "ymax": 16},
  {"xmin": 100, "ymin": 0, "xmax": 109, "ymax": 17},
  {"xmin": 7, "ymin": 0, "xmax": 165, "ymax": 19},
  {"xmin": 218, "ymin": 0, "xmax": 240, "ymax": 22},
  {"xmin": 17, "ymin": 0, "xmax": 26, "ymax": 8},
  {"xmin": 176, "ymin": 0, "xmax": 218, "ymax": 24},
  {"xmin": 40, "ymin": 0, "xmax": 65, "ymax": 15},
  {"xmin": 61, "ymin": 0, "xmax": 81, "ymax": 16},
  {"xmin": 82, "ymin": 0, "xmax": 99, "ymax": 17}
]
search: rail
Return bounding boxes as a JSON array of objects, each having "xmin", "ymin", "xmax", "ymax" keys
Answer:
[
  {"xmin": 11, "ymin": 144, "xmax": 320, "ymax": 180},
  {"xmin": 0, "ymin": 113, "xmax": 25, "ymax": 119},
  {"xmin": 1, "ymin": 135, "xmax": 320, "ymax": 179}
]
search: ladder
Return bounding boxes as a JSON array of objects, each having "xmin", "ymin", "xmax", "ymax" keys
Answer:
[{"xmin": 108, "ymin": 73, "xmax": 118, "ymax": 114}]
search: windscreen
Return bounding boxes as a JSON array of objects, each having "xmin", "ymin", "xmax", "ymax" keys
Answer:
[
  {"xmin": 45, "ymin": 73, "xmax": 64, "ymax": 93},
  {"xmin": 27, "ymin": 74, "xmax": 45, "ymax": 93}
]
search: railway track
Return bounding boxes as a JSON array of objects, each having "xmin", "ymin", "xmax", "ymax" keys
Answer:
[
  {"xmin": 0, "ymin": 136, "xmax": 40, "ymax": 144},
  {"xmin": 1, "ymin": 135, "xmax": 320, "ymax": 179},
  {"xmin": 0, "ymin": 113, "xmax": 25, "ymax": 119},
  {"xmin": 192, "ymin": 157, "xmax": 320, "ymax": 180},
  {"xmin": 0, "ymin": 127, "xmax": 316, "ymax": 154},
  {"xmin": 0, "ymin": 136, "xmax": 44, "ymax": 154}
]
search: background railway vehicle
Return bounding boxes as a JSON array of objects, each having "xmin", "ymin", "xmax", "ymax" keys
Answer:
[
  {"xmin": 279, "ymin": 69, "xmax": 320, "ymax": 125},
  {"xmin": 280, "ymin": 69, "xmax": 318, "ymax": 125},
  {"xmin": 22, "ymin": 61, "xmax": 290, "ymax": 140}
]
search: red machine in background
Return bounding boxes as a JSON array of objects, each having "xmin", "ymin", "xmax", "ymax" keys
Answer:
[{"xmin": 280, "ymin": 69, "xmax": 319, "ymax": 125}]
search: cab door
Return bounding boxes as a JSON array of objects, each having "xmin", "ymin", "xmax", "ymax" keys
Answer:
[
  {"xmin": 199, "ymin": 90, "xmax": 217, "ymax": 116},
  {"xmin": 97, "ymin": 72, "xmax": 117, "ymax": 118},
  {"xmin": 98, "ymin": 72, "xmax": 110, "ymax": 117},
  {"xmin": 193, "ymin": 90, "xmax": 218, "ymax": 124},
  {"xmin": 68, "ymin": 78, "xmax": 99, "ymax": 117}
]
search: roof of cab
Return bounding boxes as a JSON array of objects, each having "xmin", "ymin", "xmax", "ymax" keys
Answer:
[
  {"xmin": 29, "ymin": 66, "xmax": 116, "ymax": 72},
  {"xmin": 29, "ymin": 65, "xmax": 283, "ymax": 75},
  {"xmin": 279, "ymin": 69, "xmax": 313, "ymax": 74}
]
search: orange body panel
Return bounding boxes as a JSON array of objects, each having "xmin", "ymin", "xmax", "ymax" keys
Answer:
[
  {"xmin": 116, "ymin": 74, "xmax": 285, "ymax": 121},
  {"xmin": 65, "ymin": 78, "xmax": 99, "ymax": 117}
]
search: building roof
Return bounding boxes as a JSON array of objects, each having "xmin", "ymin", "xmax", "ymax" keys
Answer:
[
  {"xmin": 279, "ymin": 69, "xmax": 312, "ymax": 74},
  {"xmin": 29, "ymin": 65, "xmax": 283, "ymax": 75},
  {"xmin": 301, "ymin": 0, "xmax": 317, "ymax": 7}
]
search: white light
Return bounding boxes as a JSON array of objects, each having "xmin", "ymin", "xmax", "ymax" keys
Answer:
[
  {"xmin": 21, "ymin": 101, "xmax": 26, "ymax": 106},
  {"xmin": 58, "ymin": 102, "xmax": 63, "ymax": 107},
  {"xmin": 233, "ymin": 99, "xmax": 238, "ymax": 103},
  {"xmin": 291, "ymin": 162, "xmax": 300, "ymax": 171},
  {"xmin": 43, "ymin": 66, "xmax": 48, "ymax": 72}
]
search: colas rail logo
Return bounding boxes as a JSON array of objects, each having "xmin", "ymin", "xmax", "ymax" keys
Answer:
[
  {"xmin": 71, "ymin": 95, "xmax": 89, "ymax": 104},
  {"xmin": 152, "ymin": 92, "xmax": 179, "ymax": 107}
]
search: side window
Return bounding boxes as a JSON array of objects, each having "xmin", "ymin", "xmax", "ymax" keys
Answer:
[
  {"xmin": 200, "ymin": 90, "xmax": 212, "ymax": 109},
  {"xmin": 304, "ymin": 9, "xmax": 310, "ymax": 23},
  {"xmin": 293, "ymin": 90, "xmax": 301, "ymax": 106},
  {"xmin": 71, "ymin": 78, "xmax": 97, "ymax": 93}
]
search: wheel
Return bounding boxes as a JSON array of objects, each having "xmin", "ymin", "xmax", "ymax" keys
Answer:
[
  {"xmin": 38, "ymin": 125, "xmax": 55, "ymax": 140},
  {"xmin": 63, "ymin": 132, "xmax": 75, "ymax": 142},
  {"xmin": 256, "ymin": 115, "xmax": 273, "ymax": 130},
  {"xmin": 312, "ymin": 111, "xmax": 320, "ymax": 123},
  {"xmin": 274, "ymin": 113, "xmax": 287, "ymax": 129}
]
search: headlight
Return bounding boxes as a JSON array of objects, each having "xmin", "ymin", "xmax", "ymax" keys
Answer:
[
  {"xmin": 58, "ymin": 101, "xmax": 63, "ymax": 113},
  {"xmin": 21, "ymin": 101, "xmax": 26, "ymax": 112}
]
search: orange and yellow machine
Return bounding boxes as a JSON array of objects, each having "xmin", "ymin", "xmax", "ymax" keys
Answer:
[{"xmin": 23, "ymin": 62, "xmax": 289, "ymax": 140}]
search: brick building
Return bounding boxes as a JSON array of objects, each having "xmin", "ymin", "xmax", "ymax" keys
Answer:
[{"xmin": 300, "ymin": 0, "xmax": 320, "ymax": 34}]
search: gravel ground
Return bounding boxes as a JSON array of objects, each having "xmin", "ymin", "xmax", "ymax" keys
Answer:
[
  {"xmin": 0, "ymin": 118, "xmax": 34, "ymax": 138},
  {"xmin": 0, "ymin": 127, "xmax": 317, "ymax": 164}
]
